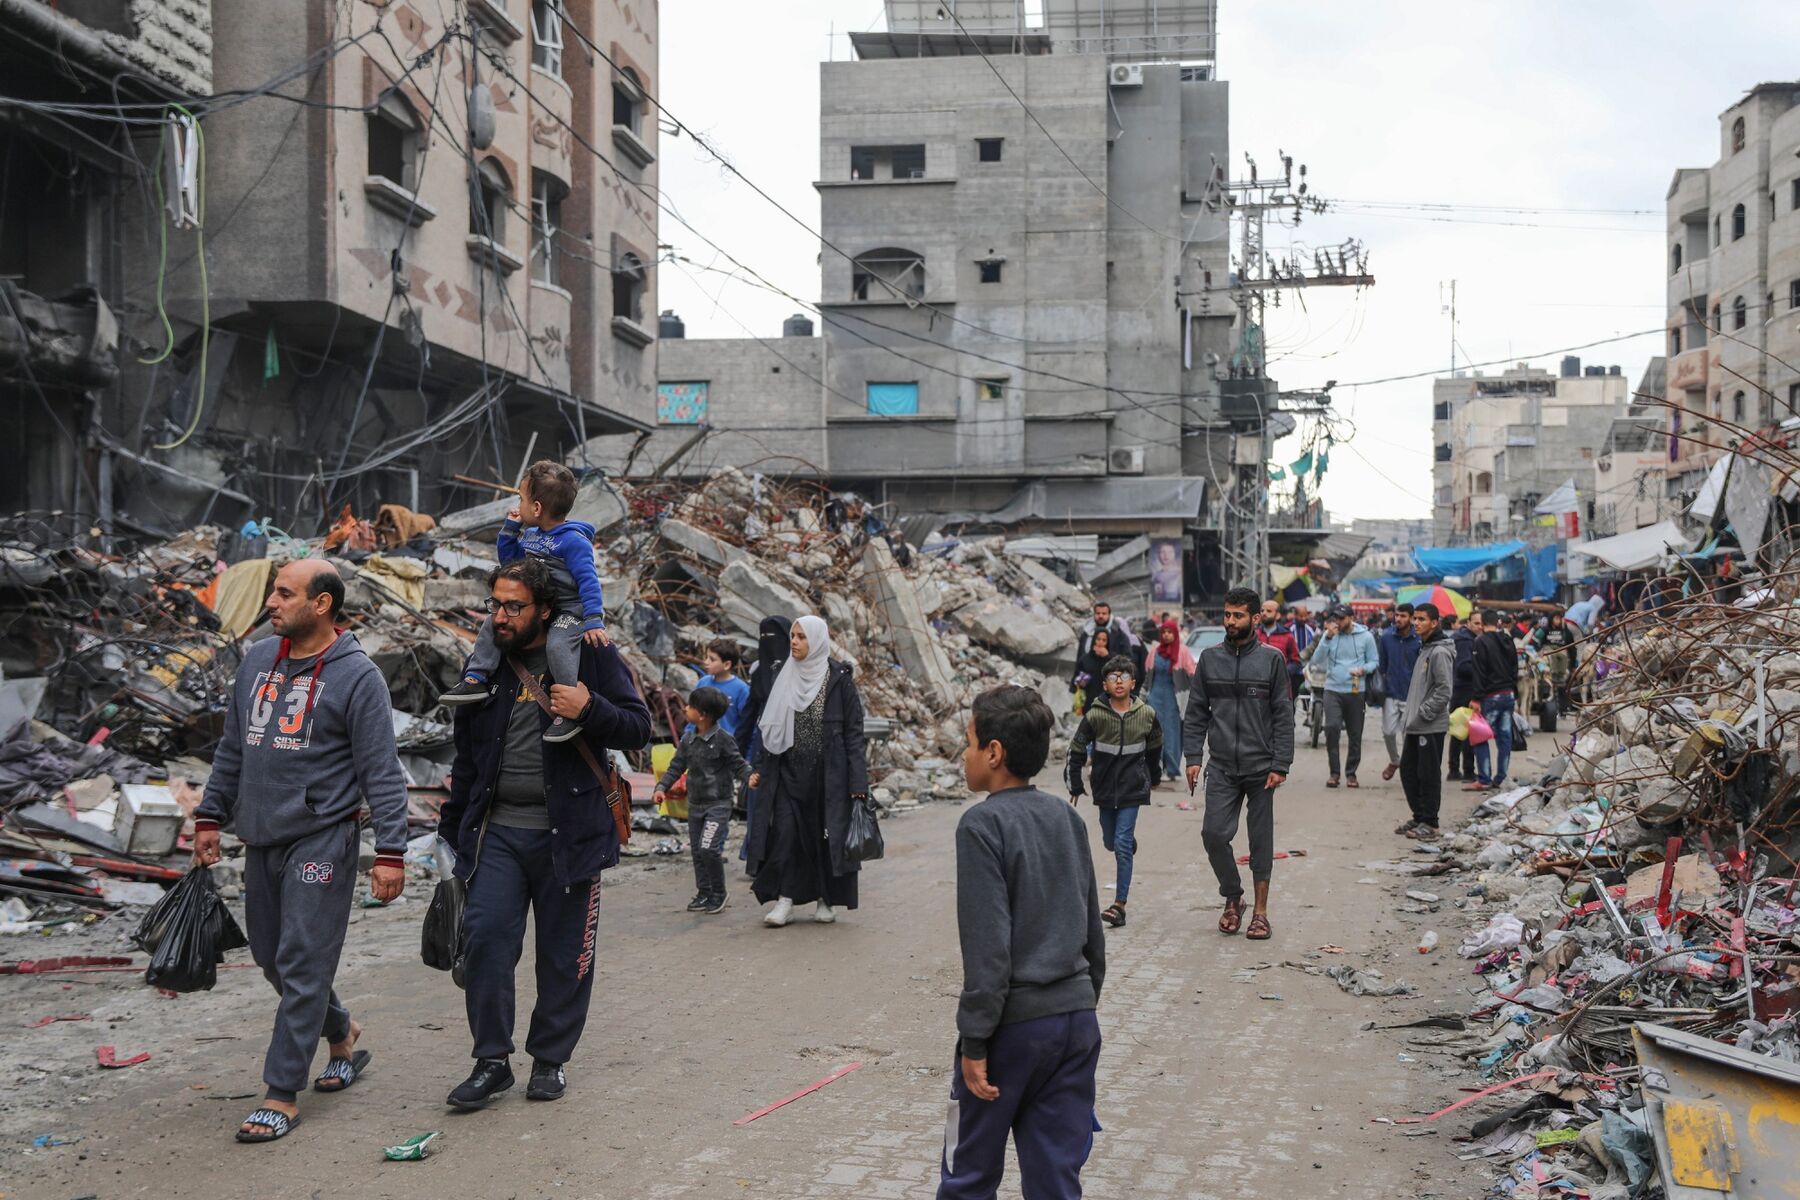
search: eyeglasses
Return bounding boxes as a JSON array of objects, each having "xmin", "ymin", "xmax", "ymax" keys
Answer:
[
  {"xmin": 1104, "ymin": 672, "xmax": 1135, "ymax": 683},
  {"xmin": 484, "ymin": 598, "xmax": 538, "ymax": 616}
]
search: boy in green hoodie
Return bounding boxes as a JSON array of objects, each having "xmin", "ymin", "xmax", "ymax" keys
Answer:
[{"xmin": 1065, "ymin": 655, "xmax": 1162, "ymax": 929}]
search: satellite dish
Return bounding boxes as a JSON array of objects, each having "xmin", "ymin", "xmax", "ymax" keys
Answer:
[{"xmin": 1268, "ymin": 411, "xmax": 1298, "ymax": 440}]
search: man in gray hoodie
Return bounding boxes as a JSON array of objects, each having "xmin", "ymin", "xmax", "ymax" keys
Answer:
[
  {"xmin": 193, "ymin": 560, "xmax": 409, "ymax": 1143},
  {"xmin": 1396, "ymin": 602, "xmax": 1455, "ymax": 839}
]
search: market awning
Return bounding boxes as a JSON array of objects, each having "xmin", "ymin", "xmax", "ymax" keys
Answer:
[
  {"xmin": 1567, "ymin": 519, "xmax": 1695, "ymax": 572},
  {"xmin": 1411, "ymin": 541, "xmax": 1527, "ymax": 577}
]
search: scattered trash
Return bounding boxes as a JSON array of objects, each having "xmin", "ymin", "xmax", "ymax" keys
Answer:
[
  {"xmin": 734, "ymin": 1061, "xmax": 865, "ymax": 1126},
  {"xmin": 1325, "ymin": 965, "xmax": 1413, "ymax": 997},
  {"xmin": 1416, "ymin": 930, "xmax": 1438, "ymax": 954},
  {"xmin": 26, "ymin": 1014, "xmax": 91, "ymax": 1028},
  {"xmin": 94, "ymin": 1045, "xmax": 150, "ymax": 1069},
  {"xmin": 382, "ymin": 1131, "xmax": 443, "ymax": 1162},
  {"xmin": 31, "ymin": 1134, "xmax": 80, "ymax": 1147}
]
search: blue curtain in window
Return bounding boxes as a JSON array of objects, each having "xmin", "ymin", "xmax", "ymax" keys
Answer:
[{"xmin": 867, "ymin": 382, "xmax": 918, "ymax": 415}]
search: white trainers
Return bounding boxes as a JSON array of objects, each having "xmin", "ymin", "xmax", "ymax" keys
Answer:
[
  {"xmin": 763, "ymin": 897, "xmax": 794, "ymax": 927},
  {"xmin": 814, "ymin": 902, "xmax": 836, "ymax": 924}
]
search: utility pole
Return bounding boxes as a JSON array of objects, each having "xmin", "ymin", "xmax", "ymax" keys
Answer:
[
  {"xmin": 1442, "ymin": 279, "xmax": 1456, "ymax": 375},
  {"xmin": 1186, "ymin": 152, "xmax": 1375, "ymax": 594}
]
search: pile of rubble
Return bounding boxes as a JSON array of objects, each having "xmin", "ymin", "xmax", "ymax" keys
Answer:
[
  {"xmin": 0, "ymin": 467, "xmax": 1088, "ymax": 937},
  {"xmin": 1392, "ymin": 572, "xmax": 1800, "ymax": 1195}
]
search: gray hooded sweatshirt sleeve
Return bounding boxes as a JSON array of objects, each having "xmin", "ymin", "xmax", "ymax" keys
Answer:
[{"xmin": 196, "ymin": 634, "xmax": 410, "ymax": 857}]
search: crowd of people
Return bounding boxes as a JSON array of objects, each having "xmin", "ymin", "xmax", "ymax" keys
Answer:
[{"xmin": 187, "ymin": 469, "xmax": 1599, "ymax": 1195}]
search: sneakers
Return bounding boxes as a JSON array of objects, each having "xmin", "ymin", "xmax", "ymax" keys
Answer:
[
  {"xmin": 763, "ymin": 897, "xmax": 794, "ymax": 927},
  {"xmin": 438, "ymin": 678, "xmax": 489, "ymax": 707},
  {"xmin": 542, "ymin": 716, "xmax": 581, "ymax": 744},
  {"xmin": 702, "ymin": 894, "xmax": 728, "ymax": 915},
  {"xmin": 686, "ymin": 892, "xmax": 709, "ymax": 912},
  {"xmin": 814, "ymin": 901, "xmax": 836, "ymax": 924},
  {"xmin": 526, "ymin": 1059, "xmax": 566, "ymax": 1101},
  {"xmin": 447, "ymin": 1058, "xmax": 514, "ymax": 1110}
]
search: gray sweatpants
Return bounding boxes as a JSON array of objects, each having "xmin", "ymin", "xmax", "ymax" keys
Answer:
[
  {"xmin": 466, "ymin": 610, "xmax": 584, "ymax": 685},
  {"xmin": 245, "ymin": 820, "xmax": 358, "ymax": 1100},
  {"xmin": 1201, "ymin": 765, "xmax": 1275, "ymax": 900},
  {"xmin": 1382, "ymin": 698, "xmax": 1406, "ymax": 766}
]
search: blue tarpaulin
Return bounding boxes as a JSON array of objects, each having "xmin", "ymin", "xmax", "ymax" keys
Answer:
[
  {"xmin": 1524, "ymin": 545, "xmax": 1559, "ymax": 601},
  {"xmin": 1411, "ymin": 541, "xmax": 1528, "ymax": 578}
]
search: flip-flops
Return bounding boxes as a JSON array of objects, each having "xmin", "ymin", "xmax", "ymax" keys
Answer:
[
  {"xmin": 235, "ymin": 1108, "xmax": 301, "ymax": 1143},
  {"xmin": 313, "ymin": 1048, "xmax": 371, "ymax": 1093}
]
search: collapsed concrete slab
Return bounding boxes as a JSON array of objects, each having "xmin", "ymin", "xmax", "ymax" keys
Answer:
[
  {"xmin": 950, "ymin": 594, "xmax": 1077, "ymax": 664},
  {"xmin": 658, "ymin": 517, "xmax": 739, "ymax": 568},
  {"xmin": 717, "ymin": 558, "xmax": 810, "ymax": 638},
  {"xmin": 860, "ymin": 539, "xmax": 955, "ymax": 711}
]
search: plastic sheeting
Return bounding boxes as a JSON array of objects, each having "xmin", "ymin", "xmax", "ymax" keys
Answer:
[
  {"xmin": 1411, "ymin": 541, "xmax": 1527, "ymax": 578},
  {"xmin": 1568, "ymin": 519, "xmax": 1694, "ymax": 572},
  {"xmin": 982, "ymin": 478, "xmax": 1207, "ymax": 525},
  {"xmin": 1524, "ymin": 544, "xmax": 1560, "ymax": 600}
]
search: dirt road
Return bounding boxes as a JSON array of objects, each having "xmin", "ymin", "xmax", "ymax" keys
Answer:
[{"xmin": 4, "ymin": 734, "xmax": 1499, "ymax": 1199}]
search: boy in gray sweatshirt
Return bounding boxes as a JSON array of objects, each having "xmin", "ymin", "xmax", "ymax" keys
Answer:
[
  {"xmin": 939, "ymin": 685, "xmax": 1106, "ymax": 1200},
  {"xmin": 193, "ymin": 561, "xmax": 409, "ymax": 1143}
]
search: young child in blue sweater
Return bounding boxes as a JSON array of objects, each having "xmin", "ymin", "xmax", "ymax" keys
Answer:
[{"xmin": 439, "ymin": 460, "xmax": 608, "ymax": 743}]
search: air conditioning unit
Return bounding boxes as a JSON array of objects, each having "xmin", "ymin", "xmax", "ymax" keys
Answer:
[
  {"xmin": 1109, "ymin": 63, "xmax": 1144, "ymax": 88},
  {"xmin": 1109, "ymin": 445, "xmax": 1146, "ymax": 474}
]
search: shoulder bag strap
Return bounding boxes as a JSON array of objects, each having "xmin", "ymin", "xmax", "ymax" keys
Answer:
[{"xmin": 507, "ymin": 657, "xmax": 632, "ymax": 845}]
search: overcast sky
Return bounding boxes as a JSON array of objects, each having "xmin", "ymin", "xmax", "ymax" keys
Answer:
[{"xmin": 654, "ymin": 2, "xmax": 1800, "ymax": 526}]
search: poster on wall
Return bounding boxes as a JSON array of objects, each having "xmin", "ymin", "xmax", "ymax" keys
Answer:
[{"xmin": 1149, "ymin": 538, "xmax": 1184, "ymax": 604}]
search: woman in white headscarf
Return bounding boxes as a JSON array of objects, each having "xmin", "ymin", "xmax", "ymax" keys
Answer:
[{"xmin": 745, "ymin": 615, "xmax": 870, "ymax": 927}]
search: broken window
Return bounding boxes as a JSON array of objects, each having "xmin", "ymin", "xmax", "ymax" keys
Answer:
[
  {"xmin": 1732, "ymin": 203, "xmax": 1746, "ymax": 241},
  {"xmin": 532, "ymin": 0, "xmax": 564, "ymax": 77},
  {"xmin": 867, "ymin": 382, "xmax": 919, "ymax": 415},
  {"xmin": 1732, "ymin": 115, "xmax": 1746, "ymax": 153},
  {"xmin": 470, "ymin": 158, "xmax": 510, "ymax": 239},
  {"xmin": 850, "ymin": 248, "xmax": 925, "ymax": 303},
  {"xmin": 978, "ymin": 259, "xmax": 1002, "ymax": 284},
  {"xmin": 530, "ymin": 171, "xmax": 566, "ymax": 286},
  {"xmin": 977, "ymin": 378, "xmax": 1006, "ymax": 402},
  {"xmin": 890, "ymin": 144, "xmax": 925, "ymax": 179},
  {"xmin": 1670, "ymin": 242, "xmax": 1681, "ymax": 273},
  {"xmin": 613, "ymin": 250, "xmax": 646, "ymax": 323},
  {"xmin": 977, "ymin": 138, "xmax": 1003, "ymax": 163},
  {"xmin": 367, "ymin": 91, "xmax": 420, "ymax": 190},
  {"xmin": 614, "ymin": 68, "xmax": 643, "ymax": 134}
]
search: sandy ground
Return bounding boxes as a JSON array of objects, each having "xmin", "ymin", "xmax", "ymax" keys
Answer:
[{"xmin": 2, "ymin": 731, "xmax": 1524, "ymax": 1199}]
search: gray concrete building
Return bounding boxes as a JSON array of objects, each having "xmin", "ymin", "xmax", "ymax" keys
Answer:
[
  {"xmin": 1663, "ymin": 82, "xmax": 1800, "ymax": 506},
  {"xmin": 630, "ymin": 0, "xmax": 1243, "ymax": 598},
  {"xmin": 3, "ymin": 0, "xmax": 659, "ymax": 534}
]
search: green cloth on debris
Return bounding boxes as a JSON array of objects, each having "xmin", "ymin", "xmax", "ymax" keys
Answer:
[{"xmin": 1534, "ymin": 1127, "xmax": 1579, "ymax": 1147}]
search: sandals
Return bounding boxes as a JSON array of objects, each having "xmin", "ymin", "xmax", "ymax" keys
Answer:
[
  {"xmin": 1325, "ymin": 777, "xmax": 1340, "ymax": 789},
  {"xmin": 1245, "ymin": 912, "xmax": 1272, "ymax": 941},
  {"xmin": 1346, "ymin": 777, "xmax": 1360, "ymax": 789},
  {"xmin": 1218, "ymin": 897, "xmax": 1243, "ymax": 935},
  {"xmin": 1394, "ymin": 819, "xmax": 1422, "ymax": 836},
  {"xmin": 313, "ymin": 1048, "xmax": 371, "ymax": 1093},
  {"xmin": 1102, "ymin": 903, "xmax": 1127, "ymax": 928},
  {"xmin": 235, "ymin": 1107, "xmax": 301, "ymax": 1143}
]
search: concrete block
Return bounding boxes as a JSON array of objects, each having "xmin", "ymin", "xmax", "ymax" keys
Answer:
[
  {"xmin": 658, "ymin": 517, "xmax": 738, "ymax": 568},
  {"xmin": 860, "ymin": 539, "xmax": 955, "ymax": 712},
  {"xmin": 950, "ymin": 595, "xmax": 1076, "ymax": 664},
  {"xmin": 718, "ymin": 559, "xmax": 810, "ymax": 638}
]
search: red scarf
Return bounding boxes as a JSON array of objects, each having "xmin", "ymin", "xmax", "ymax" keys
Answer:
[{"xmin": 1156, "ymin": 619, "xmax": 1181, "ymax": 665}]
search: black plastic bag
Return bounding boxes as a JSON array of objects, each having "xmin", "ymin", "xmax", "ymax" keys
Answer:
[
  {"xmin": 421, "ymin": 876, "xmax": 467, "ymax": 985},
  {"xmin": 845, "ymin": 794, "xmax": 885, "ymax": 863},
  {"xmin": 135, "ymin": 866, "xmax": 247, "ymax": 993}
]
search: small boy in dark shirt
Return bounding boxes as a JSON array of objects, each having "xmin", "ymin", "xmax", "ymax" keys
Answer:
[
  {"xmin": 654, "ymin": 686, "xmax": 748, "ymax": 915},
  {"xmin": 940, "ymin": 685, "xmax": 1106, "ymax": 1200}
]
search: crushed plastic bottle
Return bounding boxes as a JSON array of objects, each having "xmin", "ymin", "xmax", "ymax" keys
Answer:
[{"xmin": 1417, "ymin": 931, "xmax": 1438, "ymax": 954}]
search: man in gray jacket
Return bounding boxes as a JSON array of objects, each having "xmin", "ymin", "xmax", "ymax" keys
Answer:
[
  {"xmin": 1396, "ymin": 602, "xmax": 1455, "ymax": 839},
  {"xmin": 1183, "ymin": 586, "xmax": 1294, "ymax": 941},
  {"xmin": 194, "ymin": 560, "xmax": 409, "ymax": 1143}
]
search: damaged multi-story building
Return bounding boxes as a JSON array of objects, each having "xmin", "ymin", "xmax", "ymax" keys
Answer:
[
  {"xmin": 615, "ymin": 1, "xmax": 1260, "ymax": 605},
  {"xmin": 2, "ymin": 0, "xmax": 658, "ymax": 536}
]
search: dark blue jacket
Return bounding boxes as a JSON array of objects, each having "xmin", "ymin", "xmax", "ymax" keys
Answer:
[
  {"xmin": 1450, "ymin": 627, "xmax": 1477, "ymax": 700},
  {"xmin": 442, "ymin": 640, "xmax": 651, "ymax": 886},
  {"xmin": 1378, "ymin": 628, "xmax": 1421, "ymax": 703}
]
